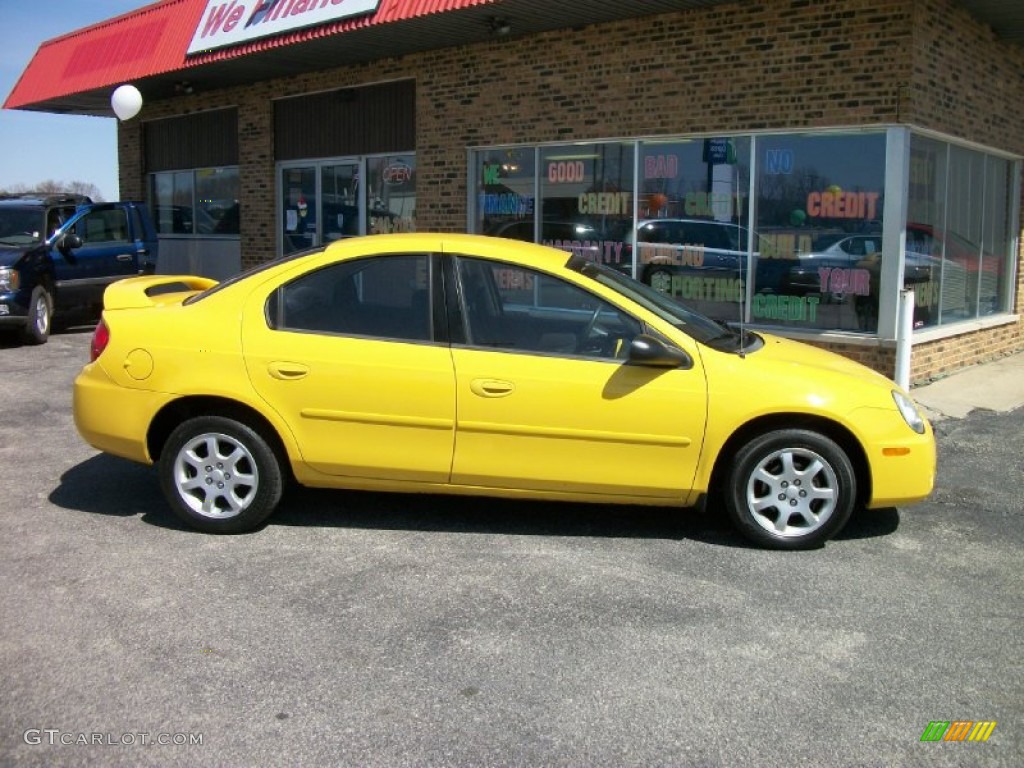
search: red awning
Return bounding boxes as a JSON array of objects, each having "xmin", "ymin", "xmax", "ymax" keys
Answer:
[{"xmin": 4, "ymin": 0, "xmax": 495, "ymax": 113}]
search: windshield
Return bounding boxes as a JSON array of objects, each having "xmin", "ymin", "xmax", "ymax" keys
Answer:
[
  {"xmin": 0, "ymin": 208, "xmax": 44, "ymax": 245},
  {"xmin": 566, "ymin": 255, "xmax": 752, "ymax": 350}
]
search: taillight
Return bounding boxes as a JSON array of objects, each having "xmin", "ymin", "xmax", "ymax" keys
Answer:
[{"xmin": 90, "ymin": 320, "xmax": 110, "ymax": 361}]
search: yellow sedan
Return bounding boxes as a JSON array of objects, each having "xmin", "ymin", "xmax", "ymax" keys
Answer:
[{"xmin": 73, "ymin": 233, "xmax": 935, "ymax": 549}]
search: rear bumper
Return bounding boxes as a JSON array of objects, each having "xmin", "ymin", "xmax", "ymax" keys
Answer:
[{"xmin": 73, "ymin": 362, "xmax": 172, "ymax": 464}]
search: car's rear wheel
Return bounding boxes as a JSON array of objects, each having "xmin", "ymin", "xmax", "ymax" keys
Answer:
[
  {"xmin": 159, "ymin": 416, "xmax": 283, "ymax": 533},
  {"xmin": 22, "ymin": 286, "xmax": 52, "ymax": 345},
  {"xmin": 724, "ymin": 429, "xmax": 856, "ymax": 550}
]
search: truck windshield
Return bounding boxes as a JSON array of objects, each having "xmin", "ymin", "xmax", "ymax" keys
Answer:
[{"xmin": 0, "ymin": 208, "xmax": 44, "ymax": 245}]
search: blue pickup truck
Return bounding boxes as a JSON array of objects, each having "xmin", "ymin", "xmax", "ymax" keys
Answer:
[{"xmin": 0, "ymin": 193, "xmax": 158, "ymax": 344}]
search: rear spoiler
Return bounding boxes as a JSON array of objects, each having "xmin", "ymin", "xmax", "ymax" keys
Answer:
[{"xmin": 102, "ymin": 275, "xmax": 219, "ymax": 310}]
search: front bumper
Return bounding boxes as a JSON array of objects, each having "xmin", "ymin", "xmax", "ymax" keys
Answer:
[
  {"xmin": 0, "ymin": 293, "xmax": 29, "ymax": 327},
  {"xmin": 851, "ymin": 406, "xmax": 936, "ymax": 507}
]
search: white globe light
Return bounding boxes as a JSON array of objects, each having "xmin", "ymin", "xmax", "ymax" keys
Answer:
[{"xmin": 111, "ymin": 84, "xmax": 143, "ymax": 121}]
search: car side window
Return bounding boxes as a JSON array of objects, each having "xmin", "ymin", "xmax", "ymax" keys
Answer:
[
  {"xmin": 689, "ymin": 222, "xmax": 733, "ymax": 250},
  {"xmin": 73, "ymin": 209, "xmax": 131, "ymax": 244},
  {"xmin": 637, "ymin": 222, "xmax": 670, "ymax": 243},
  {"xmin": 455, "ymin": 257, "xmax": 642, "ymax": 360},
  {"xmin": 270, "ymin": 254, "xmax": 432, "ymax": 341}
]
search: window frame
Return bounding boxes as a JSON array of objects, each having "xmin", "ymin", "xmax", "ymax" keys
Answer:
[
  {"xmin": 267, "ymin": 253, "xmax": 440, "ymax": 344},
  {"xmin": 448, "ymin": 254, "xmax": 644, "ymax": 361},
  {"xmin": 149, "ymin": 165, "xmax": 241, "ymax": 238}
]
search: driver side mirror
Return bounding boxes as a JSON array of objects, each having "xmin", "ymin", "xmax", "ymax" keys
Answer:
[
  {"xmin": 627, "ymin": 334, "xmax": 690, "ymax": 368},
  {"xmin": 56, "ymin": 233, "xmax": 83, "ymax": 262}
]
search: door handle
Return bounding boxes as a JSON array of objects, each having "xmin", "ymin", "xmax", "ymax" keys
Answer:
[
  {"xmin": 470, "ymin": 379, "xmax": 515, "ymax": 397},
  {"xmin": 116, "ymin": 254, "xmax": 133, "ymax": 261},
  {"xmin": 268, "ymin": 362, "xmax": 310, "ymax": 380}
]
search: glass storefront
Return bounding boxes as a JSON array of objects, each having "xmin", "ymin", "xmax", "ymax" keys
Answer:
[
  {"xmin": 636, "ymin": 137, "xmax": 750, "ymax": 323},
  {"xmin": 279, "ymin": 154, "xmax": 416, "ymax": 256},
  {"xmin": 471, "ymin": 130, "xmax": 1019, "ymax": 338},
  {"xmin": 151, "ymin": 167, "xmax": 239, "ymax": 236},
  {"xmin": 538, "ymin": 142, "xmax": 634, "ymax": 272},
  {"xmin": 753, "ymin": 132, "xmax": 886, "ymax": 333},
  {"xmin": 367, "ymin": 155, "xmax": 417, "ymax": 235},
  {"xmin": 908, "ymin": 136, "xmax": 1013, "ymax": 326}
]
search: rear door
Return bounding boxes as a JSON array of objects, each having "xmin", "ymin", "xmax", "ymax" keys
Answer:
[{"xmin": 242, "ymin": 252, "xmax": 457, "ymax": 482}]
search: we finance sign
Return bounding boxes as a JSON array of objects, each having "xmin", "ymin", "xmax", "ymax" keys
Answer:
[{"xmin": 188, "ymin": 0, "xmax": 382, "ymax": 54}]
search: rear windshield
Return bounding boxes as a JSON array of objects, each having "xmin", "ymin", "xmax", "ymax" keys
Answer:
[{"xmin": 183, "ymin": 247, "xmax": 321, "ymax": 305}]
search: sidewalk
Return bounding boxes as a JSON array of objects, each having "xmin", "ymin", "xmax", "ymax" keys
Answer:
[{"xmin": 911, "ymin": 351, "xmax": 1024, "ymax": 421}]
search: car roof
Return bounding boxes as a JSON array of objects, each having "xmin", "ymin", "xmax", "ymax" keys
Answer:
[
  {"xmin": 0, "ymin": 192, "xmax": 92, "ymax": 207},
  {"xmin": 189, "ymin": 233, "xmax": 578, "ymax": 305},
  {"xmin": 322, "ymin": 232, "xmax": 574, "ymax": 271}
]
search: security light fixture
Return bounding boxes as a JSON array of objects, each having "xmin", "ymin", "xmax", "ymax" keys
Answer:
[{"xmin": 487, "ymin": 17, "xmax": 511, "ymax": 37}]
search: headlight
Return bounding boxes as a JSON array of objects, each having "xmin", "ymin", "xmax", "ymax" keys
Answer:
[
  {"xmin": 892, "ymin": 390, "xmax": 926, "ymax": 434},
  {"xmin": 0, "ymin": 267, "xmax": 20, "ymax": 292}
]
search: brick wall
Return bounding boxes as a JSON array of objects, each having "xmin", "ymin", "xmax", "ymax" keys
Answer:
[
  {"xmin": 909, "ymin": 0, "xmax": 1024, "ymax": 154},
  {"xmin": 118, "ymin": 0, "xmax": 1023, "ymax": 380}
]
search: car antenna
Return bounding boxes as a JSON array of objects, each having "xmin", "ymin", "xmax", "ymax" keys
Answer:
[
  {"xmin": 737, "ymin": 238, "xmax": 748, "ymax": 358},
  {"xmin": 737, "ymin": 301, "xmax": 747, "ymax": 358}
]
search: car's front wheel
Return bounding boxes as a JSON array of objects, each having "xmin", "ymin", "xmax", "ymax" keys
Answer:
[
  {"xmin": 159, "ymin": 416, "xmax": 283, "ymax": 533},
  {"xmin": 724, "ymin": 429, "xmax": 856, "ymax": 549},
  {"xmin": 22, "ymin": 286, "xmax": 53, "ymax": 345}
]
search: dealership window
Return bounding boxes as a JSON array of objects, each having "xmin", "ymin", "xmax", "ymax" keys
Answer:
[
  {"xmin": 635, "ymin": 137, "xmax": 751, "ymax": 325},
  {"xmin": 150, "ymin": 167, "xmax": 240, "ymax": 236},
  {"xmin": 475, "ymin": 147, "xmax": 537, "ymax": 240},
  {"xmin": 908, "ymin": 135, "xmax": 1015, "ymax": 327},
  {"xmin": 539, "ymin": 143, "xmax": 635, "ymax": 273},
  {"xmin": 279, "ymin": 154, "xmax": 416, "ymax": 256},
  {"xmin": 470, "ymin": 130, "xmax": 1019, "ymax": 339},
  {"xmin": 367, "ymin": 155, "xmax": 416, "ymax": 235},
  {"xmin": 753, "ymin": 132, "xmax": 886, "ymax": 333}
]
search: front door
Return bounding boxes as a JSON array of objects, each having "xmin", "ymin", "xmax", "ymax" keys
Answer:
[
  {"xmin": 55, "ymin": 206, "xmax": 139, "ymax": 309},
  {"xmin": 448, "ymin": 256, "xmax": 707, "ymax": 499}
]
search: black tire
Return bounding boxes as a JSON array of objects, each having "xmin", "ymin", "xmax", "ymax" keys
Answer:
[
  {"xmin": 724, "ymin": 429, "xmax": 856, "ymax": 550},
  {"xmin": 21, "ymin": 286, "xmax": 53, "ymax": 345},
  {"xmin": 159, "ymin": 416, "xmax": 283, "ymax": 533}
]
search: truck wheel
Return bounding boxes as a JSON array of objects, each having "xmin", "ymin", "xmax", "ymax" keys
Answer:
[
  {"xmin": 159, "ymin": 416, "xmax": 283, "ymax": 534},
  {"xmin": 21, "ymin": 286, "xmax": 53, "ymax": 345},
  {"xmin": 724, "ymin": 429, "xmax": 856, "ymax": 550}
]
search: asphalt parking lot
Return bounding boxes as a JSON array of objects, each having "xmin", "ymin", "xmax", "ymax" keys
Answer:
[{"xmin": 1, "ymin": 328, "xmax": 1021, "ymax": 767}]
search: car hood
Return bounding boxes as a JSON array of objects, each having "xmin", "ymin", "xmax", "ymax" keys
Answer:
[
  {"xmin": 749, "ymin": 332, "xmax": 894, "ymax": 389},
  {"xmin": 696, "ymin": 331, "xmax": 905, "ymax": 427},
  {"xmin": 0, "ymin": 243, "xmax": 32, "ymax": 266}
]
